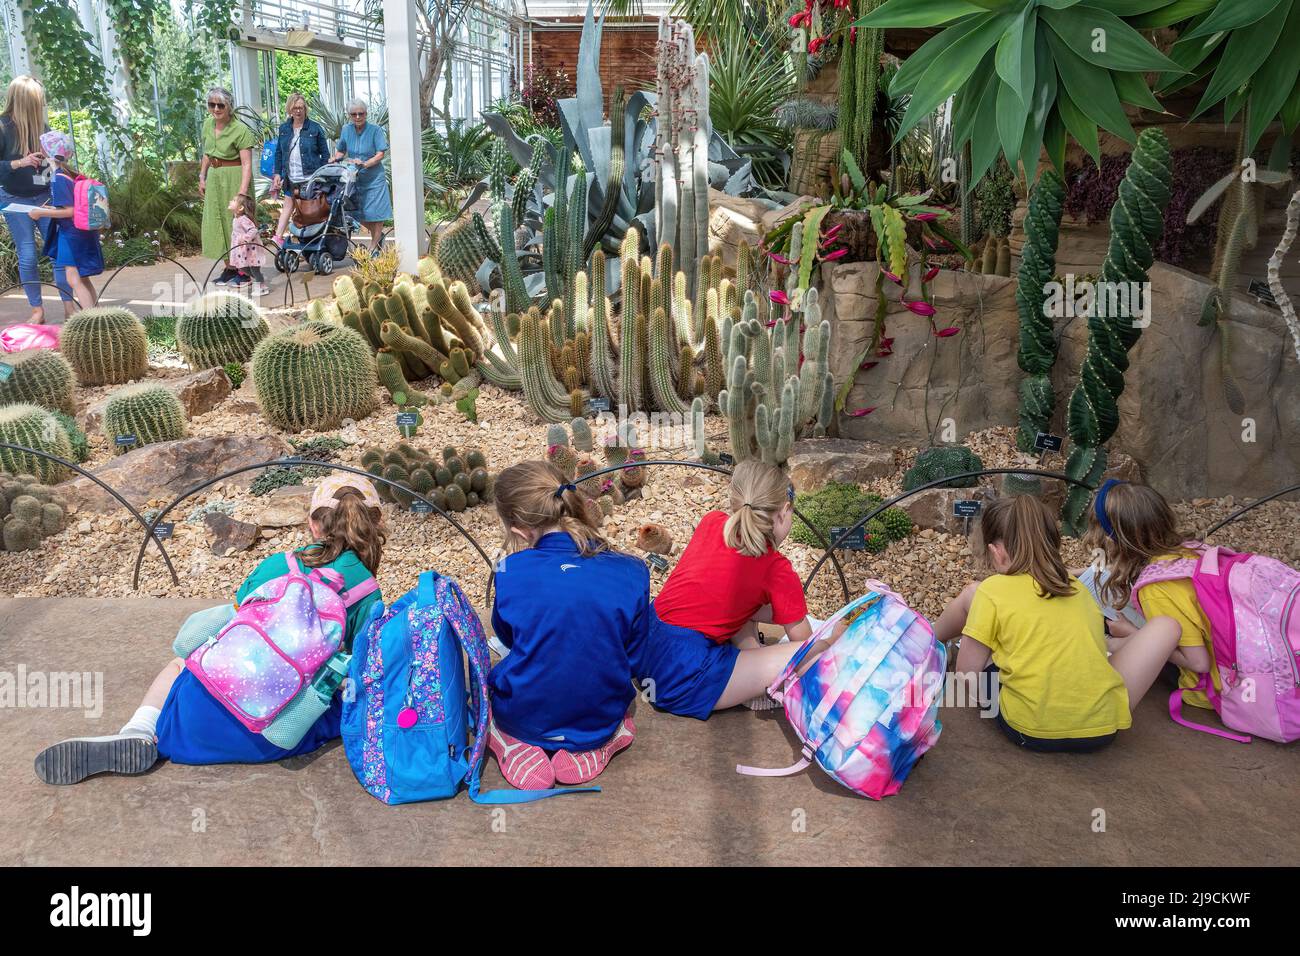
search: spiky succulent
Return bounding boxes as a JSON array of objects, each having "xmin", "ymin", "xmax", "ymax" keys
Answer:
[
  {"xmin": 175, "ymin": 290, "xmax": 271, "ymax": 369},
  {"xmin": 60, "ymin": 307, "xmax": 149, "ymax": 385},
  {"xmin": 0, "ymin": 349, "xmax": 75, "ymax": 414},
  {"xmin": 251, "ymin": 322, "xmax": 377, "ymax": 433}
]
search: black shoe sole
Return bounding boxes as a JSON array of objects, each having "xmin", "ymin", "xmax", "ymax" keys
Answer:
[{"xmin": 34, "ymin": 737, "xmax": 158, "ymax": 785}]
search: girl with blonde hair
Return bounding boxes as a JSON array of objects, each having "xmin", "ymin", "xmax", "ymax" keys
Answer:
[
  {"xmin": 643, "ymin": 459, "xmax": 831, "ymax": 717},
  {"xmin": 0, "ymin": 76, "xmax": 73, "ymax": 321},
  {"xmin": 486, "ymin": 460, "xmax": 644, "ymax": 790}
]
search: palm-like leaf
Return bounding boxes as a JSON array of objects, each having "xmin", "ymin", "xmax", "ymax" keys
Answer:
[
  {"xmin": 707, "ymin": 23, "xmax": 796, "ymax": 190},
  {"xmin": 858, "ymin": 0, "xmax": 1188, "ymax": 184}
]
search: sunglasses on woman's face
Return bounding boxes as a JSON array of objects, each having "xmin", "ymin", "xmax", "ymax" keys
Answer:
[
  {"xmin": 349, "ymin": 111, "xmax": 366, "ymax": 118},
  {"xmin": 207, "ymin": 102, "xmax": 225, "ymax": 110}
]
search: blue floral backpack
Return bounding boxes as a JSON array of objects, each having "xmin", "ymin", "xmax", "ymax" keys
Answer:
[{"xmin": 342, "ymin": 569, "xmax": 597, "ymax": 805}]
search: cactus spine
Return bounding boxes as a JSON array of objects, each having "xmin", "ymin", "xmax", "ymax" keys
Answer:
[
  {"xmin": 0, "ymin": 404, "xmax": 73, "ymax": 482},
  {"xmin": 252, "ymin": 322, "xmax": 378, "ymax": 432},
  {"xmin": 102, "ymin": 382, "xmax": 187, "ymax": 454},
  {"xmin": 1014, "ymin": 169, "xmax": 1065, "ymax": 453},
  {"xmin": 176, "ymin": 291, "xmax": 271, "ymax": 369},
  {"xmin": 60, "ymin": 307, "xmax": 149, "ymax": 385},
  {"xmin": 0, "ymin": 349, "xmax": 75, "ymax": 415}
]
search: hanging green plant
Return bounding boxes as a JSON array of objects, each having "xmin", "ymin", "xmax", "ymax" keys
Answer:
[
  {"xmin": 103, "ymin": 0, "xmax": 162, "ymax": 101},
  {"xmin": 20, "ymin": 0, "xmax": 119, "ymax": 132},
  {"xmin": 195, "ymin": 0, "xmax": 239, "ymax": 47}
]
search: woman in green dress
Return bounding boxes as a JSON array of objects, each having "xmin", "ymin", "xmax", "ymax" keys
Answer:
[{"xmin": 198, "ymin": 87, "xmax": 255, "ymax": 286}]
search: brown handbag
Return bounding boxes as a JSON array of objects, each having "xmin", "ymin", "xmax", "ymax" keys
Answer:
[{"xmin": 291, "ymin": 190, "xmax": 330, "ymax": 227}]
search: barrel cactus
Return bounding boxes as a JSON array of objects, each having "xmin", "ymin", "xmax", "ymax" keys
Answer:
[
  {"xmin": 102, "ymin": 382, "xmax": 187, "ymax": 454},
  {"xmin": 175, "ymin": 291, "xmax": 271, "ymax": 369},
  {"xmin": 1015, "ymin": 169, "xmax": 1065, "ymax": 453},
  {"xmin": 60, "ymin": 307, "xmax": 149, "ymax": 385},
  {"xmin": 1061, "ymin": 129, "xmax": 1173, "ymax": 535},
  {"xmin": 252, "ymin": 322, "xmax": 377, "ymax": 432},
  {"xmin": 901, "ymin": 445, "xmax": 984, "ymax": 492},
  {"xmin": 0, "ymin": 349, "xmax": 76, "ymax": 414},
  {"xmin": 0, "ymin": 404, "xmax": 74, "ymax": 483}
]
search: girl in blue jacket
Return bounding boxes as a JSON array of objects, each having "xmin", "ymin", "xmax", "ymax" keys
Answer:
[{"xmin": 488, "ymin": 460, "xmax": 647, "ymax": 789}]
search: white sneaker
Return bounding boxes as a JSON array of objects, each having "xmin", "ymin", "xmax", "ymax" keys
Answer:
[
  {"xmin": 743, "ymin": 691, "xmax": 782, "ymax": 711},
  {"xmin": 251, "ymin": 282, "xmax": 270, "ymax": 297}
]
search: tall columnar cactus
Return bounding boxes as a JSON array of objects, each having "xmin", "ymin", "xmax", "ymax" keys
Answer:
[
  {"xmin": 0, "ymin": 403, "xmax": 73, "ymax": 483},
  {"xmin": 499, "ymin": 201, "xmax": 531, "ymax": 315},
  {"xmin": 619, "ymin": 230, "xmax": 643, "ymax": 413},
  {"xmin": 102, "ymin": 382, "xmax": 186, "ymax": 454},
  {"xmin": 656, "ymin": 18, "xmax": 712, "ymax": 292},
  {"xmin": 839, "ymin": 0, "xmax": 884, "ymax": 176},
  {"xmin": 433, "ymin": 217, "xmax": 487, "ymax": 293},
  {"xmin": 1061, "ymin": 129, "xmax": 1173, "ymax": 535},
  {"xmin": 0, "ymin": 349, "xmax": 75, "ymax": 415},
  {"xmin": 60, "ymin": 307, "xmax": 149, "ymax": 386},
  {"xmin": 252, "ymin": 322, "xmax": 378, "ymax": 433},
  {"xmin": 1014, "ymin": 169, "xmax": 1066, "ymax": 453},
  {"xmin": 517, "ymin": 308, "xmax": 573, "ymax": 423},
  {"xmin": 175, "ymin": 290, "xmax": 271, "ymax": 370}
]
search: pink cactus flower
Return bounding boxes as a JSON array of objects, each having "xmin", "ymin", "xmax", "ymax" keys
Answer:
[
  {"xmin": 770, "ymin": 289, "xmax": 790, "ymax": 305},
  {"xmin": 922, "ymin": 266, "xmax": 940, "ymax": 282},
  {"xmin": 904, "ymin": 299, "xmax": 937, "ymax": 317},
  {"xmin": 768, "ymin": 252, "xmax": 793, "ymax": 265},
  {"xmin": 823, "ymin": 223, "xmax": 843, "ymax": 240},
  {"xmin": 847, "ymin": 407, "xmax": 876, "ymax": 417},
  {"xmin": 914, "ymin": 212, "xmax": 939, "ymax": 222},
  {"xmin": 823, "ymin": 247, "xmax": 848, "ymax": 261},
  {"xmin": 882, "ymin": 270, "xmax": 903, "ymax": 285},
  {"xmin": 860, "ymin": 360, "xmax": 878, "ymax": 371},
  {"xmin": 934, "ymin": 326, "xmax": 961, "ymax": 338}
]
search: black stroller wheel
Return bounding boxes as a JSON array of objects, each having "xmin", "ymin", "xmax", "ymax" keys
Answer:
[
  {"xmin": 316, "ymin": 253, "xmax": 335, "ymax": 276},
  {"xmin": 284, "ymin": 251, "xmax": 301, "ymax": 274}
]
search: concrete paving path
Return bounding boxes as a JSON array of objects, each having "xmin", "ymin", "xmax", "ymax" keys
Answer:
[{"xmin": 1, "ymin": 598, "xmax": 1296, "ymax": 866}]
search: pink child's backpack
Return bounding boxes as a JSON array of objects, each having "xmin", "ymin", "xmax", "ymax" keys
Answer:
[
  {"xmin": 72, "ymin": 175, "xmax": 110, "ymax": 231},
  {"xmin": 1133, "ymin": 544, "xmax": 1300, "ymax": 744},
  {"xmin": 185, "ymin": 552, "xmax": 376, "ymax": 741}
]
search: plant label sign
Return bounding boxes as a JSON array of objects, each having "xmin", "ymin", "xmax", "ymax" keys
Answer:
[
  {"xmin": 409, "ymin": 499, "xmax": 434, "ymax": 515},
  {"xmin": 717, "ymin": 452, "xmax": 735, "ymax": 466},
  {"xmin": 396, "ymin": 412, "xmax": 420, "ymax": 427},
  {"xmin": 830, "ymin": 526, "xmax": 867, "ymax": 551},
  {"xmin": 585, "ymin": 397, "xmax": 611, "ymax": 416},
  {"xmin": 953, "ymin": 500, "xmax": 982, "ymax": 518},
  {"xmin": 0, "ymin": 362, "xmax": 11, "ymax": 384},
  {"xmin": 1248, "ymin": 279, "xmax": 1277, "ymax": 307},
  {"xmin": 114, "ymin": 434, "xmax": 138, "ymax": 448},
  {"xmin": 1033, "ymin": 432, "xmax": 1063, "ymax": 453},
  {"xmin": 645, "ymin": 553, "xmax": 669, "ymax": 573},
  {"xmin": 152, "ymin": 521, "xmax": 175, "ymax": 540}
]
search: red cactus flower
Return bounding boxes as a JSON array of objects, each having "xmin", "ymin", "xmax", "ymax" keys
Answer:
[
  {"xmin": 789, "ymin": 11, "xmax": 805, "ymax": 26},
  {"xmin": 850, "ymin": 26, "xmax": 856, "ymax": 43},
  {"xmin": 768, "ymin": 252, "xmax": 793, "ymax": 265},
  {"xmin": 860, "ymin": 360, "xmax": 878, "ymax": 371},
  {"xmin": 904, "ymin": 299, "xmax": 937, "ymax": 318},
  {"xmin": 847, "ymin": 407, "xmax": 876, "ymax": 417},
  {"xmin": 770, "ymin": 289, "xmax": 790, "ymax": 305},
  {"xmin": 882, "ymin": 270, "xmax": 903, "ymax": 285},
  {"xmin": 922, "ymin": 266, "xmax": 940, "ymax": 282},
  {"xmin": 823, "ymin": 247, "xmax": 848, "ymax": 261},
  {"xmin": 914, "ymin": 212, "xmax": 939, "ymax": 222},
  {"xmin": 824, "ymin": 223, "xmax": 843, "ymax": 240},
  {"xmin": 934, "ymin": 326, "xmax": 961, "ymax": 338},
  {"xmin": 808, "ymin": 36, "xmax": 826, "ymax": 55}
]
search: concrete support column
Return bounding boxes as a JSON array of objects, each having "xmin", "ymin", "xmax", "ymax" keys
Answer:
[{"xmin": 381, "ymin": 0, "xmax": 426, "ymax": 269}]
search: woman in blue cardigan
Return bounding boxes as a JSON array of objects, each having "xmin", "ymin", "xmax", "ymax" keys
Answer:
[{"xmin": 270, "ymin": 93, "xmax": 329, "ymax": 246}]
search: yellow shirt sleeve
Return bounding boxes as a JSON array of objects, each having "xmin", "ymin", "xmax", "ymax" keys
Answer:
[
  {"xmin": 1138, "ymin": 578, "xmax": 1207, "ymax": 648},
  {"xmin": 963, "ymin": 583, "xmax": 1000, "ymax": 653}
]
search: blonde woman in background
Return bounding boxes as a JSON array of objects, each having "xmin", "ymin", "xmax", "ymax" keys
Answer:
[{"xmin": 0, "ymin": 76, "xmax": 73, "ymax": 321}]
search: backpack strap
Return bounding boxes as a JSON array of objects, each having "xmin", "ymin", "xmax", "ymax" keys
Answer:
[
  {"xmin": 421, "ymin": 572, "xmax": 598, "ymax": 804},
  {"xmin": 339, "ymin": 577, "xmax": 378, "ymax": 608},
  {"xmin": 1168, "ymin": 677, "xmax": 1251, "ymax": 744},
  {"xmin": 284, "ymin": 551, "xmax": 302, "ymax": 575},
  {"xmin": 1130, "ymin": 557, "xmax": 1197, "ymax": 617}
]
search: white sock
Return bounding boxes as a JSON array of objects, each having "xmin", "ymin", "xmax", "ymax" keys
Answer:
[{"xmin": 119, "ymin": 705, "xmax": 161, "ymax": 739}]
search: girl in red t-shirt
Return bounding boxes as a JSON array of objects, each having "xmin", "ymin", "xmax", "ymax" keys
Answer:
[{"xmin": 639, "ymin": 460, "xmax": 831, "ymax": 717}]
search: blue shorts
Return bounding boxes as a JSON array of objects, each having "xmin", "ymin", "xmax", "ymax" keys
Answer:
[
  {"xmin": 638, "ymin": 605, "xmax": 740, "ymax": 720},
  {"xmin": 156, "ymin": 669, "xmax": 341, "ymax": 765}
]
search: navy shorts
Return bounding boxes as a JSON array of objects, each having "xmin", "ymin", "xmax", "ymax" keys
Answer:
[
  {"xmin": 982, "ymin": 664, "xmax": 1116, "ymax": 753},
  {"xmin": 156, "ymin": 669, "xmax": 341, "ymax": 765},
  {"xmin": 637, "ymin": 605, "xmax": 740, "ymax": 720}
]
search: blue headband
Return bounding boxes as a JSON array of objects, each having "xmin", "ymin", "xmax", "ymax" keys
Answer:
[
  {"xmin": 1094, "ymin": 478, "xmax": 1127, "ymax": 538},
  {"xmin": 554, "ymin": 483, "xmax": 576, "ymax": 499}
]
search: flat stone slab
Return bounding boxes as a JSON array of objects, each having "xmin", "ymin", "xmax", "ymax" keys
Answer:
[{"xmin": 2, "ymin": 598, "xmax": 1297, "ymax": 866}]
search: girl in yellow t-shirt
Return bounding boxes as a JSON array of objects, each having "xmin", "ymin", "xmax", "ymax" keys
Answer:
[
  {"xmin": 1083, "ymin": 481, "xmax": 1216, "ymax": 710},
  {"xmin": 932, "ymin": 495, "xmax": 1182, "ymax": 752}
]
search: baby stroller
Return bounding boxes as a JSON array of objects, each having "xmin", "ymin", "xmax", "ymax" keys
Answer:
[{"xmin": 275, "ymin": 163, "xmax": 358, "ymax": 276}]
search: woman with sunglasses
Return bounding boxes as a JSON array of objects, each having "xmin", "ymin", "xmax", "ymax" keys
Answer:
[
  {"xmin": 331, "ymin": 98, "xmax": 390, "ymax": 249},
  {"xmin": 198, "ymin": 87, "xmax": 256, "ymax": 287},
  {"xmin": 270, "ymin": 93, "xmax": 328, "ymax": 247}
]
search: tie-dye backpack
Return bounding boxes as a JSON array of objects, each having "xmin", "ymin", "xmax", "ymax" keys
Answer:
[
  {"xmin": 342, "ymin": 569, "xmax": 596, "ymax": 805},
  {"xmin": 1133, "ymin": 544, "xmax": 1300, "ymax": 744},
  {"xmin": 738, "ymin": 582, "xmax": 945, "ymax": 799},
  {"xmin": 183, "ymin": 552, "xmax": 376, "ymax": 745}
]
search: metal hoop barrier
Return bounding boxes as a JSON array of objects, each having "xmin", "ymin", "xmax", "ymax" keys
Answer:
[
  {"xmin": 128, "ymin": 458, "xmax": 497, "ymax": 591},
  {"xmin": 481, "ymin": 459, "xmax": 852, "ymax": 606},
  {"xmin": 94, "ymin": 253, "xmax": 200, "ymax": 302},
  {"xmin": 0, "ymin": 281, "xmax": 83, "ymax": 312},
  {"xmin": 801, "ymin": 468, "xmax": 1101, "ymax": 594},
  {"xmin": 1202, "ymin": 482, "xmax": 1300, "ymax": 540},
  {"xmin": 0, "ymin": 442, "xmax": 180, "ymax": 586}
]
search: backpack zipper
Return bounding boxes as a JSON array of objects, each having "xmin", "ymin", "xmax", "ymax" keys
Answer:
[{"xmin": 1281, "ymin": 584, "xmax": 1300, "ymax": 687}]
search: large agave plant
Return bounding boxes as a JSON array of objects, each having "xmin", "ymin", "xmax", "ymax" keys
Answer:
[{"xmin": 856, "ymin": 0, "xmax": 1186, "ymax": 185}]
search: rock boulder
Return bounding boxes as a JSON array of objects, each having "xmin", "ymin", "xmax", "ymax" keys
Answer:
[{"xmin": 787, "ymin": 438, "xmax": 896, "ymax": 492}]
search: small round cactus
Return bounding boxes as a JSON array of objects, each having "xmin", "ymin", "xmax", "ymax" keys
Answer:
[
  {"xmin": 252, "ymin": 322, "xmax": 377, "ymax": 432},
  {"xmin": 176, "ymin": 290, "xmax": 271, "ymax": 369},
  {"xmin": 61, "ymin": 307, "xmax": 149, "ymax": 385},
  {"xmin": 102, "ymin": 382, "xmax": 187, "ymax": 454},
  {"xmin": 0, "ymin": 472, "xmax": 67, "ymax": 550},
  {"xmin": 0, "ymin": 348, "xmax": 75, "ymax": 414},
  {"xmin": 0, "ymin": 404, "xmax": 73, "ymax": 483},
  {"xmin": 365, "ymin": 442, "xmax": 491, "ymax": 510}
]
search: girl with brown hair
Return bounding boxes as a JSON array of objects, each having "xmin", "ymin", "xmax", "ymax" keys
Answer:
[
  {"xmin": 932, "ymin": 494, "xmax": 1182, "ymax": 752},
  {"xmin": 34, "ymin": 476, "xmax": 385, "ymax": 784},
  {"xmin": 486, "ymin": 460, "xmax": 644, "ymax": 789}
]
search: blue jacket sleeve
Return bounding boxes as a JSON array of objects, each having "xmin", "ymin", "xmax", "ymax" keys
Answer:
[{"xmin": 491, "ymin": 601, "xmax": 513, "ymax": 650}]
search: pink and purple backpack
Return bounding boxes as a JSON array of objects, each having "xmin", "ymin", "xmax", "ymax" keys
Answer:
[
  {"xmin": 185, "ymin": 552, "xmax": 376, "ymax": 739},
  {"xmin": 737, "ymin": 582, "xmax": 945, "ymax": 799},
  {"xmin": 1133, "ymin": 544, "xmax": 1300, "ymax": 744}
]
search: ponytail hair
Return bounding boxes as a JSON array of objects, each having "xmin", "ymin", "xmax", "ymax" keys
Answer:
[
  {"xmin": 1082, "ymin": 481, "xmax": 1186, "ymax": 610},
  {"xmin": 302, "ymin": 488, "xmax": 386, "ymax": 574},
  {"xmin": 723, "ymin": 459, "xmax": 791, "ymax": 559},
  {"xmin": 977, "ymin": 495, "xmax": 1074, "ymax": 598},
  {"xmin": 494, "ymin": 459, "xmax": 612, "ymax": 558}
]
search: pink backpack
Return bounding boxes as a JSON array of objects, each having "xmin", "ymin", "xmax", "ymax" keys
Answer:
[
  {"xmin": 1133, "ymin": 545, "xmax": 1300, "ymax": 744},
  {"xmin": 72, "ymin": 175, "xmax": 110, "ymax": 231},
  {"xmin": 186, "ymin": 552, "xmax": 377, "ymax": 735}
]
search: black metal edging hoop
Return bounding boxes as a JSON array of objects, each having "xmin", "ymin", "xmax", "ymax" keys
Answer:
[
  {"xmin": 1202, "ymin": 482, "xmax": 1300, "ymax": 539},
  {"xmin": 0, "ymin": 442, "xmax": 180, "ymax": 586},
  {"xmin": 129, "ymin": 458, "xmax": 497, "ymax": 591},
  {"xmin": 801, "ymin": 468, "xmax": 1100, "ymax": 594},
  {"xmin": 482, "ymin": 459, "xmax": 852, "ymax": 605},
  {"xmin": 0, "ymin": 281, "xmax": 84, "ymax": 312},
  {"xmin": 95, "ymin": 253, "xmax": 200, "ymax": 301}
]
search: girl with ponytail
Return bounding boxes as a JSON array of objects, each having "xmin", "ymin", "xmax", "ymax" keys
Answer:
[
  {"xmin": 485, "ymin": 460, "xmax": 645, "ymax": 790},
  {"xmin": 35, "ymin": 476, "xmax": 385, "ymax": 784},
  {"xmin": 643, "ymin": 460, "xmax": 834, "ymax": 719},
  {"xmin": 932, "ymin": 494, "xmax": 1182, "ymax": 752}
]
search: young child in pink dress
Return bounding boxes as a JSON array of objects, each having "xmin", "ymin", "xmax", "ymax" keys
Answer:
[{"xmin": 226, "ymin": 192, "xmax": 268, "ymax": 296}]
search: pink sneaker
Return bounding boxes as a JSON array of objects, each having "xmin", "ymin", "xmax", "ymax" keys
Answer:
[
  {"xmin": 487, "ymin": 719, "xmax": 554, "ymax": 790},
  {"xmin": 551, "ymin": 716, "xmax": 635, "ymax": 785}
]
